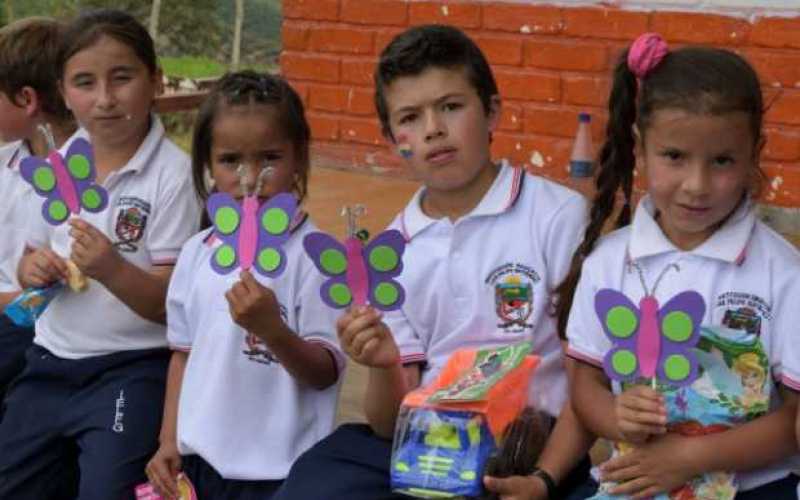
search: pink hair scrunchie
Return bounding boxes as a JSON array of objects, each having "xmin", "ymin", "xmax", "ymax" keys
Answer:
[{"xmin": 627, "ymin": 33, "xmax": 669, "ymax": 80}]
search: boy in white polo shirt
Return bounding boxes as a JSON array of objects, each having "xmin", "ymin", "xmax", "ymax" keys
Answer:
[
  {"xmin": 274, "ymin": 24, "xmax": 593, "ymax": 500},
  {"xmin": 0, "ymin": 17, "xmax": 76, "ymax": 405}
]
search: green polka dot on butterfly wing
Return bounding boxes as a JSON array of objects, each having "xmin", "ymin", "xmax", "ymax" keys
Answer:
[
  {"xmin": 33, "ymin": 167, "xmax": 56, "ymax": 192},
  {"xmin": 48, "ymin": 200, "xmax": 69, "ymax": 222},
  {"xmin": 368, "ymin": 245, "xmax": 399, "ymax": 272},
  {"xmin": 663, "ymin": 354, "xmax": 691, "ymax": 381},
  {"xmin": 606, "ymin": 306, "xmax": 638, "ymax": 338},
  {"xmin": 320, "ymin": 249, "xmax": 347, "ymax": 275},
  {"xmin": 215, "ymin": 245, "xmax": 236, "ymax": 268},
  {"xmin": 262, "ymin": 208, "xmax": 289, "ymax": 235},
  {"xmin": 67, "ymin": 154, "xmax": 91, "ymax": 180},
  {"xmin": 662, "ymin": 311, "xmax": 693, "ymax": 342},
  {"xmin": 214, "ymin": 207, "xmax": 240, "ymax": 235},
  {"xmin": 328, "ymin": 283, "xmax": 352, "ymax": 307},
  {"xmin": 373, "ymin": 282, "xmax": 399, "ymax": 306},
  {"xmin": 81, "ymin": 188, "xmax": 102, "ymax": 210},
  {"xmin": 611, "ymin": 349, "xmax": 637, "ymax": 376},
  {"xmin": 258, "ymin": 248, "xmax": 281, "ymax": 272}
]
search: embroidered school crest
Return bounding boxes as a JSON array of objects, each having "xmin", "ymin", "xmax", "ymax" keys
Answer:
[
  {"xmin": 495, "ymin": 275, "xmax": 533, "ymax": 331},
  {"xmin": 722, "ymin": 307, "xmax": 762, "ymax": 336},
  {"xmin": 114, "ymin": 197, "xmax": 150, "ymax": 252},
  {"xmin": 715, "ymin": 292, "xmax": 771, "ymax": 337},
  {"xmin": 486, "ymin": 263, "xmax": 540, "ymax": 333}
]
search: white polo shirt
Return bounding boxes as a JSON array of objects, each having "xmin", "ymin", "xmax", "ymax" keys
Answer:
[
  {"xmin": 0, "ymin": 140, "xmax": 33, "ymax": 292},
  {"xmin": 384, "ymin": 160, "xmax": 588, "ymax": 417},
  {"xmin": 167, "ymin": 220, "xmax": 345, "ymax": 480},
  {"xmin": 566, "ymin": 195, "xmax": 800, "ymax": 490},
  {"xmin": 27, "ymin": 117, "xmax": 201, "ymax": 358}
]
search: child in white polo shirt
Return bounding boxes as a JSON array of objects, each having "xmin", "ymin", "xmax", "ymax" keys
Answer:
[
  {"xmin": 0, "ymin": 17, "xmax": 75, "ymax": 405},
  {"xmin": 273, "ymin": 24, "xmax": 593, "ymax": 500},
  {"xmin": 144, "ymin": 71, "xmax": 343, "ymax": 500},
  {"xmin": 1, "ymin": 10, "xmax": 200, "ymax": 500},
  {"xmin": 562, "ymin": 33, "xmax": 800, "ymax": 499}
]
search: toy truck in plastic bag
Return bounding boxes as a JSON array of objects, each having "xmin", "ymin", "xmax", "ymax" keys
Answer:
[{"xmin": 391, "ymin": 341, "xmax": 540, "ymax": 498}]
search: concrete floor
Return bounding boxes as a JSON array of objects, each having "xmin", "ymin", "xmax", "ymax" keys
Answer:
[{"xmin": 303, "ymin": 166, "xmax": 420, "ymax": 423}]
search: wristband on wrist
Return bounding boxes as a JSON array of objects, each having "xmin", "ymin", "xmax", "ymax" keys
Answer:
[{"xmin": 531, "ymin": 467, "xmax": 557, "ymax": 500}]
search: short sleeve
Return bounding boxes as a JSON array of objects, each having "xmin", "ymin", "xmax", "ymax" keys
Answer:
[
  {"xmin": 166, "ymin": 242, "xmax": 196, "ymax": 350},
  {"xmin": 543, "ymin": 194, "xmax": 588, "ymax": 291},
  {"xmin": 146, "ymin": 166, "xmax": 201, "ymax": 265},
  {"xmin": 565, "ymin": 258, "xmax": 609, "ymax": 367},
  {"xmin": 384, "ymin": 308, "xmax": 426, "ymax": 365},
  {"xmin": 776, "ymin": 262, "xmax": 800, "ymax": 391},
  {"xmin": 24, "ymin": 195, "xmax": 51, "ymax": 250},
  {"xmin": 294, "ymin": 255, "xmax": 346, "ymax": 375}
]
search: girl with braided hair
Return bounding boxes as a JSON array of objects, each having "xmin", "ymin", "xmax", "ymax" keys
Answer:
[{"xmin": 559, "ymin": 33, "xmax": 800, "ymax": 499}]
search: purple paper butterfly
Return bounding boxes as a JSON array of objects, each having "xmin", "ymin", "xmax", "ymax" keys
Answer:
[
  {"xmin": 303, "ymin": 229, "xmax": 406, "ymax": 311},
  {"xmin": 595, "ymin": 289, "xmax": 705, "ymax": 387},
  {"xmin": 20, "ymin": 137, "xmax": 108, "ymax": 225},
  {"xmin": 206, "ymin": 191, "xmax": 297, "ymax": 277}
]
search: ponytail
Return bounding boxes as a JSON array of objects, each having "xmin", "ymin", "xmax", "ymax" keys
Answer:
[{"xmin": 554, "ymin": 51, "xmax": 638, "ymax": 339}]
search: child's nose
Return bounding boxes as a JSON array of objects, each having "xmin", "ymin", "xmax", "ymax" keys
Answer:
[
  {"xmin": 684, "ymin": 163, "xmax": 711, "ymax": 195},
  {"xmin": 423, "ymin": 110, "xmax": 446, "ymax": 141},
  {"xmin": 96, "ymin": 83, "xmax": 117, "ymax": 109}
]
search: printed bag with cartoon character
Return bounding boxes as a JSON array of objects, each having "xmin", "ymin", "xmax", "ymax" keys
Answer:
[{"xmin": 591, "ymin": 326, "xmax": 770, "ymax": 500}]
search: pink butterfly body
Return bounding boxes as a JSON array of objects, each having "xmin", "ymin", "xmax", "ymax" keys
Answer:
[
  {"xmin": 238, "ymin": 195, "xmax": 259, "ymax": 271},
  {"xmin": 48, "ymin": 152, "xmax": 81, "ymax": 215},
  {"xmin": 345, "ymin": 236, "xmax": 369, "ymax": 306},
  {"xmin": 638, "ymin": 296, "xmax": 660, "ymax": 379}
]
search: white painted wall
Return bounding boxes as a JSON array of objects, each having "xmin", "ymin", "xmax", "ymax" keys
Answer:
[{"xmin": 475, "ymin": 0, "xmax": 800, "ymax": 20}]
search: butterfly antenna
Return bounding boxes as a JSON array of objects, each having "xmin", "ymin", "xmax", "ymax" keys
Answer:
[
  {"xmin": 236, "ymin": 164, "xmax": 249, "ymax": 197},
  {"xmin": 36, "ymin": 123, "xmax": 56, "ymax": 152},
  {"xmin": 652, "ymin": 263, "xmax": 680, "ymax": 296},
  {"xmin": 255, "ymin": 165, "xmax": 274, "ymax": 195},
  {"xmin": 341, "ymin": 204, "xmax": 366, "ymax": 237},
  {"xmin": 630, "ymin": 261, "xmax": 650, "ymax": 296}
]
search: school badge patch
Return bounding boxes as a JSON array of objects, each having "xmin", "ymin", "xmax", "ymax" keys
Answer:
[
  {"xmin": 715, "ymin": 292, "xmax": 771, "ymax": 337},
  {"xmin": 486, "ymin": 263, "xmax": 541, "ymax": 333},
  {"xmin": 114, "ymin": 197, "xmax": 150, "ymax": 252}
]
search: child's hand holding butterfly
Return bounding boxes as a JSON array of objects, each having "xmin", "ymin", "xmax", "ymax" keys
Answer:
[
  {"xmin": 615, "ymin": 385, "xmax": 667, "ymax": 444},
  {"xmin": 337, "ymin": 306, "xmax": 400, "ymax": 369},
  {"xmin": 69, "ymin": 218, "xmax": 122, "ymax": 282},
  {"xmin": 226, "ymin": 270, "xmax": 286, "ymax": 340}
]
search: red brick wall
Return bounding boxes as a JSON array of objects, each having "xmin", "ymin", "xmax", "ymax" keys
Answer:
[{"xmin": 281, "ymin": 1, "xmax": 800, "ymax": 208}]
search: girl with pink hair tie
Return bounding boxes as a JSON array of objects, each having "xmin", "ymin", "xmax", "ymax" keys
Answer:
[{"xmin": 556, "ymin": 32, "xmax": 800, "ymax": 499}]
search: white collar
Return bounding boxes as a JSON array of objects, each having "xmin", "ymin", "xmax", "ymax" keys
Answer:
[
  {"xmin": 67, "ymin": 115, "xmax": 164, "ymax": 177},
  {"xmin": 400, "ymin": 159, "xmax": 524, "ymax": 240},
  {"xmin": 4, "ymin": 140, "xmax": 31, "ymax": 170},
  {"xmin": 629, "ymin": 195, "xmax": 754, "ymax": 264}
]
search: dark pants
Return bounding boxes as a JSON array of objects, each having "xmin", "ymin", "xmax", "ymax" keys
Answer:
[
  {"xmin": 0, "ymin": 344, "xmax": 170, "ymax": 500},
  {"xmin": 0, "ymin": 315, "xmax": 34, "ymax": 411},
  {"xmin": 273, "ymin": 423, "xmax": 592, "ymax": 500},
  {"xmin": 182, "ymin": 454, "xmax": 283, "ymax": 500},
  {"xmin": 577, "ymin": 473, "xmax": 799, "ymax": 500}
]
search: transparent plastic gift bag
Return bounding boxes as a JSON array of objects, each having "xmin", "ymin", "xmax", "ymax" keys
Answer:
[{"xmin": 391, "ymin": 341, "xmax": 540, "ymax": 498}]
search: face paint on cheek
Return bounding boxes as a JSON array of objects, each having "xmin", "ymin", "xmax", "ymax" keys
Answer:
[{"xmin": 396, "ymin": 134, "xmax": 413, "ymax": 159}]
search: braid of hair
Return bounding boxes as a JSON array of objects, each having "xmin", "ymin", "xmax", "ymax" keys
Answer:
[{"xmin": 554, "ymin": 52, "xmax": 638, "ymax": 339}]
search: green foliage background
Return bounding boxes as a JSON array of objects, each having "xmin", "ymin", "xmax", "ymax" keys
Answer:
[{"xmin": 0, "ymin": 0, "xmax": 282, "ymax": 77}]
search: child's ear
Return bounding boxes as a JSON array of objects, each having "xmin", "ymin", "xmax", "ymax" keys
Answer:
[
  {"xmin": 17, "ymin": 87, "xmax": 39, "ymax": 116},
  {"xmin": 487, "ymin": 94, "xmax": 502, "ymax": 132}
]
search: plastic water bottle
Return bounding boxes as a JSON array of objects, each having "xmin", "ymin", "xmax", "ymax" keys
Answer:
[{"xmin": 568, "ymin": 112, "xmax": 595, "ymax": 197}]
